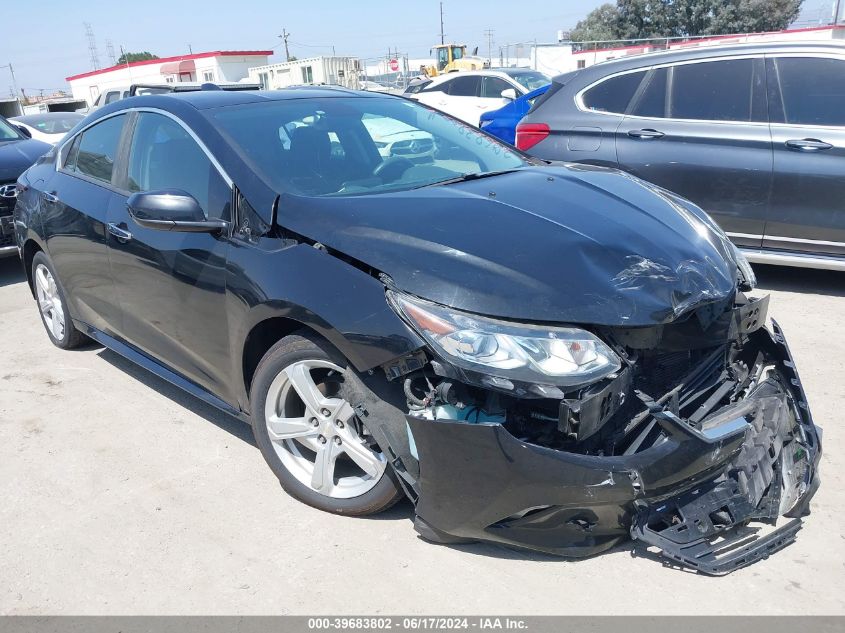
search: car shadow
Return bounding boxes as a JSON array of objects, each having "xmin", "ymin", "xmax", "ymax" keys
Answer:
[
  {"xmin": 0, "ymin": 256, "xmax": 25, "ymax": 288},
  {"xmin": 754, "ymin": 263, "xmax": 845, "ymax": 297},
  {"xmin": 95, "ymin": 347, "xmax": 255, "ymax": 446}
]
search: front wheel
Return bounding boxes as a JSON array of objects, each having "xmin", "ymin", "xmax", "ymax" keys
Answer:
[{"xmin": 250, "ymin": 333, "xmax": 403, "ymax": 515}]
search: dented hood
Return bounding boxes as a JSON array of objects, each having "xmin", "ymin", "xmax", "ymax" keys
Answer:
[{"xmin": 277, "ymin": 164, "xmax": 739, "ymax": 326}]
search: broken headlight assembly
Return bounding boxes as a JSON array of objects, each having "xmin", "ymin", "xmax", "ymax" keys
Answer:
[{"xmin": 389, "ymin": 291, "xmax": 621, "ymax": 387}]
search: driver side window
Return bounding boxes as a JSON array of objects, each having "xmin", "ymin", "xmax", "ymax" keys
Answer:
[{"xmin": 127, "ymin": 112, "xmax": 231, "ymax": 221}]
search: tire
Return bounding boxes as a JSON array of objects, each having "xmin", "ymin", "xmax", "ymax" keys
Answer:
[
  {"xmin": 31, "ymin": 251, "xmax": 87, "ymax": 350},
  {"xmin": 250, "ymin": 331, "xmax": 403, "ymax": 516}
]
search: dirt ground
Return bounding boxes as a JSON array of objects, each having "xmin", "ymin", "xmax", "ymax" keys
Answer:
[{"xmin": 1, "ymin": 255, "xmax": 843, "ymax": 615}]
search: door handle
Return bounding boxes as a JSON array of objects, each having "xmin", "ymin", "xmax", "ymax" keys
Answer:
[
  {"xmin": 785, "ymin": 138, "xmax": 833, "ymax": 152},
  {"xmin": 42, "ymin": 191, "xmax": 59, "ymax": 204},
  {"xmin": 107, "ymin": 222, "xmax": 133, "ymax": 242},
  {"xmin": 627, "ymin": 128, "xmax": 665, "ymax": 140}
]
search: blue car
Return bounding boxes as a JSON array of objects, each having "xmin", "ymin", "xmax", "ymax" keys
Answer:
[{"xmin": 479, "ymin": 84, "xmax": 550, "ymax": 145}]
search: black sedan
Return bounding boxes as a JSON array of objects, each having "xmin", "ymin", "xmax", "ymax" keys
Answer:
[
  {"xmin": 14, "ymin": 87, "xmax": 820, "ymax": 574},
  {"xmin": 1, "ymin": 115, "xmax": 51, "ymax": 256}
]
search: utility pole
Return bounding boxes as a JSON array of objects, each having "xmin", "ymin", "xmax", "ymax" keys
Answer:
[
  {"xmin": 484, "ymin": 29, "xmax": 494, "ymax": 66},
  {"xmin": 188, "ymin": 43, "xmax": 193, "ymax": 54},
  {"xmin": 279, "ymin": 30, "xmax": 291, "ymax": 62},
  {"xmin": 439, "ymin": 2, "xmax": 445, "ymax": 45},
  {"xmin": 0, "ymin": 63, "xmax": 19, "ymax": 99},
  {"xmin": 84, "ymin": 22, "xmax": 101, "ymax": 70},
  {"xmin": 835, "ymin": 0, "xmax": 842, "ymax": 24}
]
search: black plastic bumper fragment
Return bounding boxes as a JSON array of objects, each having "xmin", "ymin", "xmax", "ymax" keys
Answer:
[{"xmin": 630, "ymin": 478, "xmax": 802, "ymax": 576}]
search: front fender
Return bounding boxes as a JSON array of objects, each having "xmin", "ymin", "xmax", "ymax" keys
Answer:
[{"xmin": 226, "ymin": 241, "xmax": 425, "ymax": 406}]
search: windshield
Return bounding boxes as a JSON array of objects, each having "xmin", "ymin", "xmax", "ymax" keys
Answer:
[
  {"xmin": 210, "ymin": 96, "xmax": 527, "ymax": 197},
  {"xmin": 0, "ymin": 116, "xmax": 22, "ymax": 141},
  {"xmin": 503, "ymin": 70, "xmax": 550, "ymax": 91}
]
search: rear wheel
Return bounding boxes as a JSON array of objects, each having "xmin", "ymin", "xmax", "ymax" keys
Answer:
[
  {"xmin": 250, "ymin": 333, "xmax": 403, "ymax": 515},
  {"xmin": 31, "ymin": 251, "xmax": 86, "ymax": 349}
]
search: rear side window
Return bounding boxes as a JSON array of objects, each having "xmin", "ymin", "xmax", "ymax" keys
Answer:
[
  {"xmin": 72, "ymin": 114, "xmax": 126, "ymax": 183},
  {"xmin": 771, "ymin": 57, "xmax": 845, "ymax": 127},
  {"xmin": 481, "ymin": 76, "xmax": 514, "ymax": 98},
  {"xmin": 669, "ymin": 59, "xmax": 755, "ymax": 121},
  {"xmin": 631, "ymin": 67, "xmax": 668, "ymax": 118},
  {"xmin": 582, "ymin": 70, "xmax": 647, "ymax": 114},
  {"xmin": 447, "ymin": 76, "xmax": 480, "ymax": 97}
]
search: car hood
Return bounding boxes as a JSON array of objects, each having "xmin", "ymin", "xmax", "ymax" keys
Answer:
[
  {"xmin": 0, "ymin": 138, "xmax": 51, "ymax": 182},
  {"xmin": 277, "ymin": 165, "xmax": 740, "ymax": 326}
]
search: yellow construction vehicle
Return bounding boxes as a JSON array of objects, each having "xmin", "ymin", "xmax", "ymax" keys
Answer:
[{"xmin": 423, "ymin": 44, "xmax": 487, "ymax": 77}]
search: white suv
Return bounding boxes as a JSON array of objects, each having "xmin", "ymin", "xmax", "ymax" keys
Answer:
[{"xmin": 411, "ymin": 68, "xmax": 549, "ymax": 126}]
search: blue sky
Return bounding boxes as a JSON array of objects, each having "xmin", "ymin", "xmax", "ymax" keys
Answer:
[{"xmin": 1, "ymin": 0, "xmax": 835, "ymax": 94}]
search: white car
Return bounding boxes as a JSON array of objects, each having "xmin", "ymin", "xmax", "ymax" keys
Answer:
[
  {"xmin": 362, "ymin": 114, "xmax": 435, "ymax": 162},
  {"xmin": 10, "ymin": 112, "xmax": 85, "ymax": 144},
  {"xmin": 411, "ymin": 68, "xmax": 550, "ymax": 126}
]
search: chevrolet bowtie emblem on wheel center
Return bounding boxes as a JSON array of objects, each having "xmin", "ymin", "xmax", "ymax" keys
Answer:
[{"xmin": 0, "ymin": 184, "xmax": 18, "ymax": 198}]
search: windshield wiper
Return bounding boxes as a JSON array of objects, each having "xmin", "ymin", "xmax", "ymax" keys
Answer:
[{"xmin": 418, "ymin": 168, "xmax": 523, "ymax": 188}]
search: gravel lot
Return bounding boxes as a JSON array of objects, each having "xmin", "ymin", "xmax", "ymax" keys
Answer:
[{"xmin": 0, "ymin": 255, "xmax": 843, "ymax": 615}]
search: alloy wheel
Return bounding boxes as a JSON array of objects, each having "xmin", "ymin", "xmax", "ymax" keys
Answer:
[
  {"xmin": 34, "ymin": 263, "xmax": 66, "ymax": 341},
  {"xmin": 264, "ymin": 359, "xmax": 387, "ymax": 499}
]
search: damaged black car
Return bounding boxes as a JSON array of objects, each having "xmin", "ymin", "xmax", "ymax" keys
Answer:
[{"xmin": 14, "ymin": 87, "xmax": 820, "ymax": 574}]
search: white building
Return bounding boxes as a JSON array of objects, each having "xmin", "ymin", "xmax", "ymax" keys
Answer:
[
  {"xmin": 534, "ymin": 24, "xmax": 845, "ymax": 76},
  {"xmin": 248, "ymin": 57, "xmax": 361, "ymax": 90},
  {"xmin": 66, "ymin": 50, "xmax": 272, "ymax": 106}
]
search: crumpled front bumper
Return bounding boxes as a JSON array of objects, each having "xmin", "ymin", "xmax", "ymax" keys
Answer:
[{"xmin": 407, "ymin": 322, "xmax": 821, "ymax": 573}]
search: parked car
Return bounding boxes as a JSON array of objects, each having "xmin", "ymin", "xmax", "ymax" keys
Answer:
[
  {"xmin": 0, "ymin": 115, "xmax": 50, "ymax": 257},
  {"xmin": 412, "ymin": 68, "xmax": 550, "ymax": 126},
  {"xmin": 15, "ymin": 88, "xmax": 820, "ymax": 574},
  {"xmin": 518, "ymin": 42, "xmax": 845, "ymax": 271},
  {"xmin": 10, "ymin": 112, "xmax": 85, "ymax": 144},
  {"xmin": 362, "ymin": 113, "xmax": 436, "ymax": 162},
  {"xmin": 402, "ymin": 78, "xmax": 431, "ymax": 95},
  {"xmin": 480, "ymin": 84, "xmax": 549, "ymax": 145}
]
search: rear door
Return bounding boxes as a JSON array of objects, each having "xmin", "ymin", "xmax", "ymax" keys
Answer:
[
  {"xmin": 765, "ymin": 54, "xmax": 845, "ymax": 256},
  {"xmin": 616, "ymin": 57, "xmax": 772, "ymax": 246},
  {"xmin": 105, "ymin": 110, "xmax": 235, "ymax": 399},
  {"xmin": 40, "ymin": 113, "xmax": 128, "ymax": 335}
]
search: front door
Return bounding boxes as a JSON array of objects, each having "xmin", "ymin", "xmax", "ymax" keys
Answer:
[
  {"xmin": 765, "ymin": 55, "xmax": 845, "ymax": 256},
  {"xmin": 106, "ymin": 111, "xmax": 235, "ymax": 400},
  {"xmin": 616, "ymin": 58, "xmax": 772, "ymax": 247}
]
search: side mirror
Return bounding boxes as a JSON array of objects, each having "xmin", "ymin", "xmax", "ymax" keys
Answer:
[
  {"xmin": 15, "ymin": 125, "xmax": 31, "ymax": 138},
  {"xmin": 127, "ymin": 189, "xmax": 227, "ymax": 233},
  {"xmin": 500, "ymin": 88, "xmax": 517, "ymax": 101}
]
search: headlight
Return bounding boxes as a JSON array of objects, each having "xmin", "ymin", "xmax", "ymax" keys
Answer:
[
  {"xmin": 730, "ymin": 242, "xmax": 757, "ymax": 290},
  {"xmin": 390, "ymin": 292, "xmax": 621, "ymax": 387}
]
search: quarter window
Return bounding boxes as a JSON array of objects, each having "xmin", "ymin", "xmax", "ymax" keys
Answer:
[
  {"xmin": 127, "ymin": 112, "xmax": 231, "ymax": 220},
  {"xmin": 582, "ymin": 70, "xmax": 647, "ymax": 114},
  {"xmin": 772, "ymin": 57, "xmax": 845, "ymax": 127},
  {"xmin": 669, "ymin": 59, "xmax": 755, "ymax": 122},
  {"xmin": 71, "ymin": 114, "xmax": 126, "ymax": 183}
]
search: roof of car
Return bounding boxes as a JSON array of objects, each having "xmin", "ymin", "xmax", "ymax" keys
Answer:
[
  {"xmin": 12, "ymin": 112, "xmax": 85, "ymax": 124},
  {"xmin": 562, "ymin": 40, "xmax": 845, "ymax": 80},
  {"xmin": 128, "ymin": 86, "xmax": 391, "ymax": 110}
]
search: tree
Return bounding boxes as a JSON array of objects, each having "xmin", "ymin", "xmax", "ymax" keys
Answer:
[
  {"xmin": 570, "ymin": 3, "xmax": 620, "ymax": 43},
  {"xmin": 116, "ymin": 51, "xmax": 159, "ymax": 65},
  {"xmin": 570, "ymin": 0, "xmax": 803, "ymax": 44}
]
